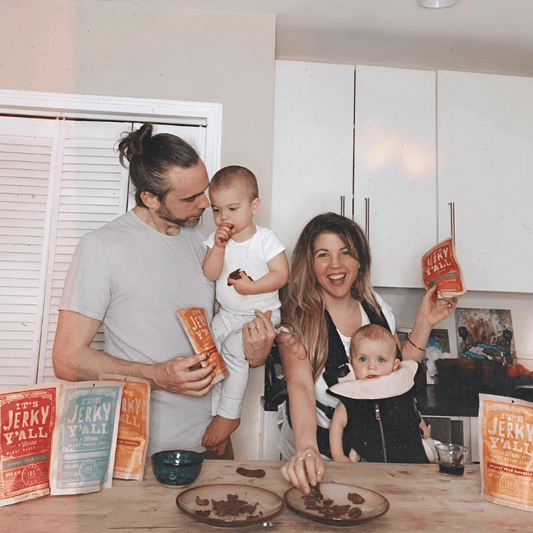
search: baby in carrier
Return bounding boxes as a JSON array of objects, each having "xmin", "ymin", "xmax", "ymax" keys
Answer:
[{"xmin": 328, "ymin": 324, "xmax": 437, "ymax": 463}]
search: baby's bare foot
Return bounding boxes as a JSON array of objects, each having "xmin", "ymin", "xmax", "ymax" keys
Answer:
[{"xmin": 202, "ymin": 415, "xmax": 240, "ymax": 449}]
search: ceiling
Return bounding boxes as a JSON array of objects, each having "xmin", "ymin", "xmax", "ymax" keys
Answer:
[{"xmin": 102, "ymin": 0, "xmax": 533, "ymax": 75}]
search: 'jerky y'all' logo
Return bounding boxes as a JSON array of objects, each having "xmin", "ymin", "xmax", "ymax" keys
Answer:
[
  {"xmin": 423, "ymin": 246, "xmax": 452, "ymax": 276},
  {"xmin": 66, "ymin": 402, "xmax": 113, "ymax": 438},
  {"xmin": 488, "ymin": 414, "xmax": 533, "ymax": 456},
  {"xmin": 2, "ymin": 402, "xmax": 51, "ymax": 445},
  {"xmin": 120, "ymin": 396, "xmax": 142, "ymax": 428}
]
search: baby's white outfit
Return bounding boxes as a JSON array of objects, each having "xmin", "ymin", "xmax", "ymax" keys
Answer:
[{"xmin": 204, "ymin": 226, "xmax": 285, "ymax": 420}]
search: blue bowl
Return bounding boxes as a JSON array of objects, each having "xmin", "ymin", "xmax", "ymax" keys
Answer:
[{"xmin": 151, "ymin": 450, "xmax": 204, "ymax": 487}]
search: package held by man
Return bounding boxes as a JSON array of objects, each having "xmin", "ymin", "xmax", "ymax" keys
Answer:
[{"xmin": 177, "ymin": 307, "xmax": 229, "ymax": 384}]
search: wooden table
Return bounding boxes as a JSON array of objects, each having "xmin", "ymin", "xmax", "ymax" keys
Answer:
[{"xmin": 4, "ymin": 460, "xmax": 532, "ymax": 532}]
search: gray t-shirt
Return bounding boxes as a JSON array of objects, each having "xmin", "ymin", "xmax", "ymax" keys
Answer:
[{"xmin": 59, "ymin": 210, "xmax": 215, "ymax": 455}]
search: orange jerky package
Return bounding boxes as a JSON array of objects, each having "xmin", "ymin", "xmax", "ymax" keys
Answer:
[
  {"xmin": 100, "ymin": 375, "xmax": 150, "ymax": 481},
  {"xmin": 177, "ymin": 307, "xmax": 228, "ymax": 384},
  {"xmin": 479, "ymin": 393, "xmax": 533, "ymax": 512},
  {"xmin": 421, "ymin": 236, "xmax": 466, "ymax": 300}
]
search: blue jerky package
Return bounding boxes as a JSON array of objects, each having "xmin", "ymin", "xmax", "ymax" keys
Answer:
[{"xmin": 50, "ymin": 381, "xmax": 124, "ymax": 495}]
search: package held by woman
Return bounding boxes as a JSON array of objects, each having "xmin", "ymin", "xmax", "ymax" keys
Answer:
[
  {"xmin": 177, "ymin": 307, "xmax": 228, "ymax": 384},
  {"xmin": 0, "ymin": 384, "xmax": 60, "ymax": 507},
  {"xmin": 421, "ymin": 236, "xmax": 466, "ymax": 300},
  {"xmin": 50, "ymin": 381, "xmax": 124, "ymax": 495},
  {"xmin": 100, "ymin": 375, "xmax": 150, "ymax": 480},
  {"xmin": 479, "ymin": 393, "xmax": 533, "ymax": 511}
]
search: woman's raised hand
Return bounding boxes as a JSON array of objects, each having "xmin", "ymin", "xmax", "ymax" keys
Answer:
[
  {"xmin": 281, "ymin": 448, "xmax": 324, "ymax": 494},
  {"xmin": 419, "ymin": 284, "xmax": 458, "ymax": 328}
]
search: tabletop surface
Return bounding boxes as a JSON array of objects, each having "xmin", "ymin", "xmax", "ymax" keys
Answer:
[{"xmin": 3, "ymin": 459, "xmax": 532, "ymax": 532}]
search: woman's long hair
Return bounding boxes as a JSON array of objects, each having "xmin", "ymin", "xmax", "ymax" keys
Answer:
[{"xmin": 280, "ymin": 212, "xmax": 377, "ymax": 382}]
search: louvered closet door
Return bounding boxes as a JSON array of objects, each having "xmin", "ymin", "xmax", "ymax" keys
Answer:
[
  {"xmin": 38, "ymin": 121, "xmax": 130, "ymax": 382},
  {"xmin": 0, "ymin": 117, "xmax": 59, "ymax": 387}
]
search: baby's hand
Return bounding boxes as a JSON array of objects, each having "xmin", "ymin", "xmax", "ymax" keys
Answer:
[
  {"xmin": 214, "ymin": 224, "xmax": 234, "ymax": 248},
  {"xmin": 228, "ymin": 269, "xmax": 254, "ymax": 295}
]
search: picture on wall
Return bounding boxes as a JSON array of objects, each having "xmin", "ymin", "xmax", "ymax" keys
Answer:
[
  {"xmin": 455, "ymin": 308, "xmax": 516, "ymax": 365},
  {"xmin": 397, "ymin": 327, "xmax": 453, "ymax": 384}
]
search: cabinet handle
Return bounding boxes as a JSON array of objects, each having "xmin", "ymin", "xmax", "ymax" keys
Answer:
[
  {"xmin": 340, "ymin": 196, "xmax": 345, "ymax": 217},
  {"xmin": 449, "ymin": 202, "xmax": 456, "ymax": 237},
  {"xmin": 364, "ymin": 197, "xmax": 370, "ymax": 241}
]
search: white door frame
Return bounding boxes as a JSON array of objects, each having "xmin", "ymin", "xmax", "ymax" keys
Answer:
[{"xmin": 0, "ymin": 89, "xmax": 223, "ymax": 178}]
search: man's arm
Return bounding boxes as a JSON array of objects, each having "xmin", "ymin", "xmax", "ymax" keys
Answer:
[{"xmin": 53, "ymin": 310, "xmax": 216, "ymax": 397}]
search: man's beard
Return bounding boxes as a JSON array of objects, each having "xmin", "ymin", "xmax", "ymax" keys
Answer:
[{"xmin": 155, "ymin": 201, "xmax": 202, "ymax": 228}]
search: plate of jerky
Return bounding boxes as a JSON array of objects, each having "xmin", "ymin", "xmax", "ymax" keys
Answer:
[
  {"xmin": 284, "ymin": 482, "xmax": 389, "ymax": 526},
  {"xmin": 176, "ymin": 484, "xmax": 284, "ymax": 527}
]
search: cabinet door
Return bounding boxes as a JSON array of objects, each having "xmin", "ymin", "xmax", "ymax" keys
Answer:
[
  {"xmin": 354, "ymin": 66, "xmax": 437, "ymax": 288},
  {"xmin": 271, "ymin": 60, "xmax": 354, "ymax": 257},
  {"xmin": 437, "ymin": 71, "xmax": 533, "ymax": 292}
]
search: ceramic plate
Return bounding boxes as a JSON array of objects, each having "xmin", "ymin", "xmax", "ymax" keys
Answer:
[
  {"xmin": 284, "ymin": 482, "xmax": 389, "ymax": 526},
  {"xmin": 176, "ymin": 483, "xmax": 284, "ymax": 528}
]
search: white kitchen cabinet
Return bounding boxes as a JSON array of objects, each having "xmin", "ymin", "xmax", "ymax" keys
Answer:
[
  {"xmin": 272, "ymin": 62, "xmax": 533, "ymax": 292},
  {"xmin": 271, "ymin": 60, "xmax": 355, "ymax": 258},
  {"xmin": 354, "ymin": 65, "xmax": 437, "ymax": 288},
  {"xmin": 437, "ymin": 70, "xmax": 533, "ymax": 293}
]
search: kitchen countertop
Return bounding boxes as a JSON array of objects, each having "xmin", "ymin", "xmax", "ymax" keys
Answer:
[{"xmin": 3, "ymin": 459, "xmax": 531, "ymax": 532}]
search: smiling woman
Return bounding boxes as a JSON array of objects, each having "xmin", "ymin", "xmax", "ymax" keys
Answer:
[
  {"xmin": 313, "ymin": 232, "xmax": 360, "ymax": 304},
  {"xmin": 277, "ymin": 212, "xmax": 458, "ymax": 494}
]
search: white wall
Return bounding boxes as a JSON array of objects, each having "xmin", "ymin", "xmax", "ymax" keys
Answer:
[{"xmin": 276, "ymin": 29, "xmax": 533, "ymax": 77}]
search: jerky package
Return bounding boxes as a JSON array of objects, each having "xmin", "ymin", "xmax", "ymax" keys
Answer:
[
  {"xmin": 0, "ymin": 383, "xmax": 60, "ymax": 507},
  {"xmin": 479, "ymin": 393, "xmax": 533, "ymax": 511},
  {"xmin": 100, "ymin": 375, "xmax": 150, "ymax": 480},
  {"xmin": 177, "ymin": 307, "xmax": 228, "ymax": 384},
  {"xmin": 50, "ymin": 381, "xmax": 124, "ymax": 495},
  {"xmin": 421, "ymin": 236, "xmax": 466, "ymax": 300}
]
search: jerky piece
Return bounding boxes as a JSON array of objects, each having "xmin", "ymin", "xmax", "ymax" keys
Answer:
[
  {"xmin": 347, "ymin": 492, "xmax": 366, "ymax": 504},
  {"xmin": 302, "ymin": 485, "xmax": 323, "ymax": 510},
  {"xmin": 228, "ymin": 269, "xmax": 242, "ymax": 282},
  {"xmin": 348, "ymin": 507, "xmax": 363, "ymax": 519},
  {"xmin": 236, "ymin": 467, "xmax": 266, "ymax": 478},
  {"xmin": 227, "ymin": 269, "xmax": 254, "ymax": 286},
  {"xmin": 310, "ymin": 484, "xmax": 322, "ymax": 497},
  {"xmin": 211, "ymin": 494, "xmax": 258, "ymax": 517},
  {"xmin": 196, "ymin": 496, "xmax": 209, "ymax": 506},
  {"xmin": 195, "ymin": 510, "xmax": 211, "ymax": 517},
  {"xmin": 240, "ymin": 503, "xmax": 258, "ymax": 514},
  {"xmin": 320, "ymin": 504, "xmax": 351, "ymax": 519}
]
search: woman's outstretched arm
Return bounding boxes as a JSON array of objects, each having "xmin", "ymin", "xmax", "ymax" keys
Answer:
[
  {"xmin": 279, "ymin": 336, "xmax": 325, "ymax": 494},
  {"xmin": 402, "ymin": 285, "xmax": 458, "ymax": 362}
]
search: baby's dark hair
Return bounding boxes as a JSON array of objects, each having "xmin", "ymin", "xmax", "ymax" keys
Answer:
[
  {"xmin": 351, "ymin": 324, "xmax": 398, "ymax": 358},
  {"xmin": 210, "ymin": 165, "xmax": 259, "ymax": 200},
  {"xmin": 117, "ymin": 123, "xmax": 200, "ymax": 207}
]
